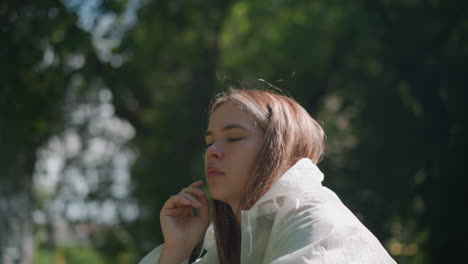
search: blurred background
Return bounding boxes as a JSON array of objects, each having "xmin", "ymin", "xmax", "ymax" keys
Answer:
[{"xmin": 1, "ymin": 0, "xmax": 467, "ymax": 263}]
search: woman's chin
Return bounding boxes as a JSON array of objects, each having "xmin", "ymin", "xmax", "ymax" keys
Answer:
[
  {"xmin": 208, "ymin": 189, "xmax": 230, "ymax": 204},
  {"xmin": 208, "ymin": 190, "xmax": 224, "ymax": 202}
]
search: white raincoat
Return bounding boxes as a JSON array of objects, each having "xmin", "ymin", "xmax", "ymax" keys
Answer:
[{"xmin": 139, "ymin": 158, "xmax": 396, "ymax": 264}]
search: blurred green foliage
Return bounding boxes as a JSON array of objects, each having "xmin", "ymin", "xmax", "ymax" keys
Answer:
[
  {"xmin": 34, "ymin": 246, "xmax": 108, "ymax": 264},
  {"xmin": 1, "ymin": 0, "xmax": 467, "ymax": 263}
]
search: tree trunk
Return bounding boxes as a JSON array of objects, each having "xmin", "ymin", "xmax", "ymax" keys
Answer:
[
  {"xmin": 0, "ymin": 146, "xmax": 36, "ymax": 264},
  {"xmin": 0, "ymin": 191, "xmax": 33, "ymax": 264}
]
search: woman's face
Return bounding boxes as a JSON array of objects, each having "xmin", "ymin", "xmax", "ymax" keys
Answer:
[{"xmin": 205, "ymin": 102, "xmax": 264, "ymax": 211}]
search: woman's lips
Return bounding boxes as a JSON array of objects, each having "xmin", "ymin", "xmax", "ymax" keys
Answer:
[{"xmin": 206, "ymin": 166, "xmax": 225, "ymax": 178}]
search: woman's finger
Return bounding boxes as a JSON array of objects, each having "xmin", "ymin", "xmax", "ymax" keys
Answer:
[
  {"xmin": 164, "ymin": 195, "xmax": 192, "ymax": 209},
  {"xmin": 179, "ymin": 192, "xmax": 202, "ymax": 208},
  {"xmin": 182, "ymin": 187, "xmax": 206, "ymax": 198},
  {"xmin": 189, "ymin": 180, "xmax": 204, "ymax": 188}
]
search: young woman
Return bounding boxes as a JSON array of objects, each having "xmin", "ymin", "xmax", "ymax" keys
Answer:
[{"xmin": 139, "ymin": 89, "xmax": 396, "ymax": 264}]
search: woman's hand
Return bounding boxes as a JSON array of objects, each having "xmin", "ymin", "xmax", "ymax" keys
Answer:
[{"xmin": 158, "ymin": 180, "xmax": 210, "ymax": 263}]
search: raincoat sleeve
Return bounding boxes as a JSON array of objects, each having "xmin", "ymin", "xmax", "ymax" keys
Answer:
[
  {"xmin": 138, "ymin": 244, "xmax": 189, "ymax": 264},
  {"xmin": 263, "ymin": 200, "xmax": 396, "ymax": 264}
]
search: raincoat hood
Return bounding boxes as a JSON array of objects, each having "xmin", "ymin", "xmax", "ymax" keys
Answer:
[
  {"xmin": 139, "ymin": 158, "xmax": 396, "ymax": 264},
  {"xmin": 240, "ymin": 158, "xmax": 324, "ymax": 257},
  {"xmin": 254, "ymin": 158, "xmax": 324, "ymax": 205}
]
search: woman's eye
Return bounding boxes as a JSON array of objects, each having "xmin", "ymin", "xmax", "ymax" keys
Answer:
[{"xmin": 205, "ymin": 138, "xmax": 242, "ymax": 148}]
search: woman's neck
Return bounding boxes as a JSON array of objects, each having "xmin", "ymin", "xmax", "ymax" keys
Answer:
[{"xmin": 227, "ymin": 200, "xmax": 242, "ymax": 224}]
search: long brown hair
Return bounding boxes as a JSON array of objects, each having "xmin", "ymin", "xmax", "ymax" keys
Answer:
[{"xmin": 208, "ymin": 88, "xmax": 325, "ymax": 264}]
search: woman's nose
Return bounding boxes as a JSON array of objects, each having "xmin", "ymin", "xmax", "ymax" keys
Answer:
[{"xmin": 206, "ymin": 144, "xmax": 223, "ymax": 160}]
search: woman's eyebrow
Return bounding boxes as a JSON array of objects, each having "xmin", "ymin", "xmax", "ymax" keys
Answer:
[{"xmin": 205, "ymin": 124, "xmax": 248, "ymax": 137}]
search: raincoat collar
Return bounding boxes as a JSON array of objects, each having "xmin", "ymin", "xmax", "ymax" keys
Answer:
[
  {"xmin": 240, "ymin": 158, "xmax": 324, "ymax": 257},
  {"xmin": 249, "ymin": 158, "xmax": 324, "ymax": 209}
]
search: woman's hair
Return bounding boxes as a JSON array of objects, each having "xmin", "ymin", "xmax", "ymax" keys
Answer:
[{"xmin": 208, "ymin": 88, "xmax": 325, "ymax": 264}]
